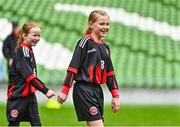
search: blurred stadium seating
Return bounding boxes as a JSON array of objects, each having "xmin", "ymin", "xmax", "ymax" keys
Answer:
[{"xmin": 0, "ymin": 0, "xmax": 179, "ymax": 88}]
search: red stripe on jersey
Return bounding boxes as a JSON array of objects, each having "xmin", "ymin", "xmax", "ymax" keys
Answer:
[
  {"xmin": 34, "ymin": 78, "xmax": 44, "ymax": 89},
  {"xmin": 95, "ymin": 64, "xmax": 101, "ymax": 84},
  {"xmin": 110, "ymin": 89, "xmax": 119, "ymax": 97},
  {"xmin": 8, "ymin": 84, "xmax": 15, "ymax": 98},
  {"xmin": 22, "ymin": 83, "xmax": 29, "ymax": 97},
  {"xmin": 67, "ymin": 67, "xmax": 78, "ymax": 74},
  {"xmin": 30, "ymin": 85, "xmax": 37, "ymax": 93},
  {"xmin": 106, "ymin": 71, "xmax": 115, "ymax": 77},
  {"xmin": 102, "ymin": 69, "xmax": 106, "ymax": 84},
  {"xmin": 61, "ymin": 85, "xmax": 70, "ymax": 95},
  {"xmin": 69, "ymin": 73, "xmax": 74, "ymax": 87},
  {"xmin": 26, "ymin": 74, "xmax": 36, "ymax": 83},
  {"xmin": 88, "ymin": 65, "xmax": 94, "ymax": 82}
]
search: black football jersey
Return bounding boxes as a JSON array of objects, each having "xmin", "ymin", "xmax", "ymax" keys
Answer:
[
  {"xmin": 69, "ymin": 36, "xmax": 114, "ymax": 84},
  {"xmin": 8, "ymin": 43, "xmax": 48, "ymax": 99},
  {"xmin": 61, "ymin": 35, "xmax": 119, "ymax": 96}
]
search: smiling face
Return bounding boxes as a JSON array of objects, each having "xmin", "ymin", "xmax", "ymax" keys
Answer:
[
  {"xmin": 89, "ymin": 14, "xmax": 109, "ymax": 41},
  {"xmin": 24, "ymin": 27, "xmax": 41, "ymax": 47}
]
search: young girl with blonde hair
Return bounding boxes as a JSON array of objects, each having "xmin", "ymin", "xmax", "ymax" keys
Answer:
[{"xmin": 58, "ymin": 10, "xmax": 120, "ymax": 126}]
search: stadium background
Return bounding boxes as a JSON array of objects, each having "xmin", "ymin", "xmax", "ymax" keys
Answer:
[{"xmin": 0, "ymin": 0, "xmax": 180, "ymax": 126}]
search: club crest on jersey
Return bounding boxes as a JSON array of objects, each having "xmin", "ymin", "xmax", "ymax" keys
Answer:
[
  {"xmin": 87, "ymin": 48, "xmax": 96, "ymax": 54},
  {"xmin": 11, "ymin": 109, "xmax": 18, "ymax": 118},
  {"xmin": 89, "ymin": 106, "xmax": 98, "ymax": 115}
]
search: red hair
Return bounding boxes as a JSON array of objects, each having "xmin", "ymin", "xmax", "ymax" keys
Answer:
[{"xmin": 16, "ymin": 21, "xmax": 41, "ymax": 51}]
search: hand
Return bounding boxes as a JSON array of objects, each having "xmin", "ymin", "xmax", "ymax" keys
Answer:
[
  {"xmin": 46, "ymin": 90, "xmax": 55, "ymax": 98},
  {"xmin": 111, "ymin": 97, "xmax": 120, "ymax": 112},
  {"xmin": 57, "ymin": 92, "xmax": 68, "ymax": 104}
]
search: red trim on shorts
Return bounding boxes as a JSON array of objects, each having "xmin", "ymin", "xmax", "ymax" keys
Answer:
[
  {"xmin": 61, "ymin": 85, "xmax": 70, "ymax": 95},
  {"xmin": 67, "ymin": 67, "xmax": 78, "ymax": 74}
]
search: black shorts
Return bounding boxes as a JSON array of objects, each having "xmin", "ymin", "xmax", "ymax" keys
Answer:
[
  {"xmin": 73, "ymin": 81, "xmax": 104, "ymax": 122},
  {"xmin": 6, "ymin": 94, "xmax": 41, "ymax": 124}
]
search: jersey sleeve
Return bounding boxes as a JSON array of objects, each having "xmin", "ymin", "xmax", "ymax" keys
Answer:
[
  {"xmin": 16, "ymin": 47, "xmax": 35, "ymax": 80},
  {"xmin": 106, "ymin": 48, "xmax": 119, "ymax": 97},
  {"xmin": 30, "ymin": 77, "xmax": 49, "ymax": 94},
  {"xmin": 68, "ymin": 37, "xmax": 88, "ymax": 72},
  {"xmin": 61, "ymin": 37, "xmax": 89, "ymax": 94},
  {"xmin": 16, "ymin": 47, "xmax": 49, "ymax": 94},
  {"xmin": 61, "ymin": 71, "xmax": 75, "ymax": 94}
]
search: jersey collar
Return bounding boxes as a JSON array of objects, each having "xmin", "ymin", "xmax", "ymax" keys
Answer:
[
  {"xmin": 20, "ymin": 42, "xmax": 33, "ymax": 52},
  {"xmin": 86, "ymin": 34, "xmax": 104, "ymax": 44}
]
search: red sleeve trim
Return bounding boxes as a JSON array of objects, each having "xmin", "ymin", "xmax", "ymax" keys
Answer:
[
  {"xmin": 67, "ymin": 67, "xmax": 78, "ymax": 74},
  {"xmin": 106, "ymin": 71, "xmax": 115, "ymax": 77},
  {"xmin": 34, "ymin": 78, "xmax": 45, "ymax": 89},
  {"xmin": 26, "ymin": 74, "xmax": 36, "ymax": 83},
  {"xmin": 61, "ymin": 85, "xmax": 70, "ymax": 95},
  {"xmin": 69, "ymin": 73, "xmax": 74, "ymax": 87},
  {"xmin": 110, "ymin": 89, "xmax": 119, "ymax": 97}
]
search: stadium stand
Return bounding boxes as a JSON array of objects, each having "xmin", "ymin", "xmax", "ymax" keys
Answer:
[{"xmin": 0, "ymin": 0, "xmax": 179, "ymax": 88}]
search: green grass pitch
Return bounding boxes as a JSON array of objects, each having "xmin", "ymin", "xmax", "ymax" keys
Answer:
[{"xmin": 0, "ymin": 104, "xmax": 180, "ymax": 126}]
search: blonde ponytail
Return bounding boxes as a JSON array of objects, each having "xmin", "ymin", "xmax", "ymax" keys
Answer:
[
  {"xmin": 84, "ymin": 10, "xmax": 109, "ymax": 35},
  {"xmin": 83, "ymin": 26, "xmax": 92, "ymax": 35}
]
